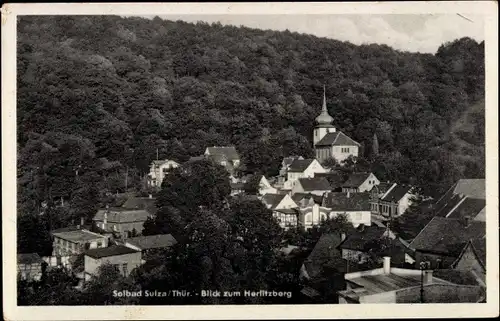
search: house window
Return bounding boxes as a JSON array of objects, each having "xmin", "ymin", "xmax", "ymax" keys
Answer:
[
  {"xmin": 113, "ymin": 225, "xmax": 117, "ymax": 231},
  {"xmin": 436, "ymin": 259, "xmax": 442, "ymax": 269},
  {"xmin": 162, "ymin": 168, "xmax": 169, "ymax": 173},
  {"xmin": 97, "ymin": 241, "xmax": 102, "ymax": 247}
]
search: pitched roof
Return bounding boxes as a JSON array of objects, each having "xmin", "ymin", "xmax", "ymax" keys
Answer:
[
  {"xmin": 93, "ymin": 208, "xmax": 152, "ymax": 223},
  {"xmin": 342, "ymin": 172, "xmax": 373, "ymax": 188},
  {"xmin": 188, "ymin": 156, "xmax": 205, "ymax": 162},
  {"xmin": 52, "ymin": 229, "xmax": 107, "ymax": 242},
  {"xmin": 205, "ymin": 146, "xmax": 240, "ymax": 160},
  {"xmin": 304, "ymin": 233, "xmax": 345, "ymax": 279},
  {"xmin": 435, "ymin": 179, "xmax": 485, "ymax": 212},
  {"xmin": 314, "ymin": 172, "xmax": 346, "ymax": 189},
  {"xmin": 122, "ymin": 196, "xmax": 158, "ymax": 215},
  {"xmin": 471, "ymin": 238, "xmax": 486, "ymax": 267},
  {"xmin": 322, "ymin": 192, "xmax": 371, "ymax": 211},
  {"xmin": 288, "ymin": 159, "xmax": 315, "ymax": 173},
  {"xmin": 283, "ymin": 156, "xmax": 304, "ymax": 166},
  {"xmin": 409, "ymin": 217, "xmax": 486, "ymax": 256},
  {"xmin": 261, "ymin": 193, "xmax": 287, "ymax": 209},
  {"xmin": 125, "ymin": 234, "xmax": 177, "ymax": 250},
  {"xmin": 315, "ymin": 131, "xmax": 360, "ymax": 147},
  {"xmin": 380, "ymin": 184, "xmax": 413, "ymax": 202},
  {"xmin": 445, "ymin": 197, "xmax": 486, "ymax": 220},
  {"xmin": 433, "ymin": 269, "xmax": 484, "ymax": 286},
  {"xmin": 297, "ymin": 177, "xmax": 332, "ymax": 191},
  {"xmin": 339, "ymin": 226, "xmax": 388, "ymax": 251},
  {"xmin": 292, "ymin": 193, "xmax": 323, "ymax": 205},
  {"xmin": 152, "ymin": 159, "xmax": 179, "ymax": 166},
  {"xmin": 85, "ymin": 245, "xmax": 139, "ymax": 259},
  {"xmin": 230, "ymin": 182, "xmax": 245, "ymax": 190},
  {"xmin": 17, "ymin": 253, "xmax": 44, "ymax": 265}
]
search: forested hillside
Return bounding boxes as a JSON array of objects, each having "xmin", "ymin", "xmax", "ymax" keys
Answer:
[{"xmin": 17, "ymin": 16, "xmax": 485, "ymax": 227}]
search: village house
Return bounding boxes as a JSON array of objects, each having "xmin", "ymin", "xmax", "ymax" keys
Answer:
[
  {"xmin": 338, "ymin": 224, "xmax": 415, "ymax": 270},
  {"xmin": 292, "ymin": 193, "xmax": 323, "ymax": 208},
  {"xmin": 370, "ymin": 183, "xmax": 415, "ymax": 220},
  {"xmin": 242, "ymin": 175, "xmax": 278, "ymax": 195},
  {"xmin": 322, "ymin": 192, "xmax": 372, "ymax": 227},
  {"xmin": 313, "ymin": 87, "xmax": 361, "ymax": 164},
  {"xmin": 121, "ymin": 195, "xmax": 158, "ymax": 216},
  {"xmin": 84, "ymin": 245, "xmax": 142, "ymax": 281},
  {"xmin": 283, "ymin": 158, "xmax": 328, "ymax": 190},
  {"xmin": 230, "ymin": 182, "xmax": 245, "ymax": 196},
  {"xmin": 261, "ymin": 193, "xmax": 298, "ymax": 210},
  {"xmin": 433, "ymin": 178, "xmax": 485, "ymax": 221},
  {"xmin": 204, "ymin": 146, "xmax": 241, "ymax": 176},
  {"xmin": 279, "ymin": 156, "xmax": 304, "ymax": 177},
  {"xmin": 450, "ymin": 239, "xmax": 486, "ymax": 286},
  {"xmin": 93, "ymin": 207, "xmax": 153, "ymax": 239},
  {"xmin": 291, "ymin": 177, "xmax": 332, "ymax": 196},
  {"xmin": 147, "ymin": 159, "xmax": 180, "ymax": 188},
  {"xmin": 337, "ymin": 256, "xmax": 484, "ymax": 303},
  {"xmin": 341, "ymin": 172, "xmax": 380, "ymax": 193},
  {"xmin": 52, "ymin": 229, "xmax": 109, "ymax": 256},
  {"xmin": 17, "ymin": 253, "xmax": 45, "ymax": 282},
  {"xmin": 299, "ymin": 233, "xmax": 348, "ymax": 303},
  {"xmin": 273, "ymin": 208, "xmax": 300, "ymax": 230},
  {"xmin": 122, "ymin": 234, "xmax": 177, "ymax": 262},
  {"xmin": 409, "ymin": 216, "xmax": 486, "ymax": 269},
  {"xmin": 298, "ymin": 203, "xmax": 333, "ymax": 230},
  {"xmin": 314, "ymin": 172, "xmax": 345, "ymax": 192}
]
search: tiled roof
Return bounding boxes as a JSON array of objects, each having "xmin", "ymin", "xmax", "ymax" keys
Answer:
[
  {"xmin": 231, "ymin": 182, "xmax": 245, "ymax": 190},
  {"xmin": 342, "ymin": 172, "xmax": 373, "ymax": 188},
  {"xmin": 288, "ymin": 159, "xmax": 315, "ymax": 173},
  {"xmin": 453, "ymin": 179, "xmax": 485, "ymax": 199},
  {"xmin": 188, "ymin": 156, "xmax": 205, "ymax": 162},
  {"xmin": 52, "ymin": 229, "xmax": 107, "ymax": 242},
  {"xmin": 122, "ymin": 196, "xmax": 158, "ymax": 215},
  {"xmin": 206, "ymin": 146, "xmax": 240, "ymax": 160},
  {"xmin": 298, "ymin": 177, "xmax": 332, "ymax": 191},
  {"xmin": 471, "ymin": 238, "xmax": 486, "ymax": 267},
  {"xmin": 380, "ymin": 184, "xmax": 412, "ymax": 202},
  {"xmin": 315, "ymin": 131, "xmax": 360, "ymax": 147},
  {"xmin": 85, "ymin": 245, "xmax": 139, "ymax": 259},
  {"xmin": 339, "ymin": 226, "xmax": 388, "ymax": 251},
  {"xmin": 17, "ymin": 253, "xmax": 44, "ymax": 265},
  {"xmin": 433, "ymin": 269, "xmax": 483, "ymax": 286},
  {"xmin": 314, "ymin": 172, "xmax": 346, "ymax": 189},
  {"xmin": 93, "ymin": 208, "xmax": 152, "ymax": 223},
  {"xmin": 261, "ymin": 193, "xmax": 287, "ymax": 209},
  {"xmin": 125, "ymin": 234, "xmax": 177, "ymax": 250},
  {"xmin": 292, "ymin": 193, "xmax": 323, "ymax": 205},
  {"xmin": 446, "ymin": 197, "xmax": 485, "ymax": 220},
  {"xmin": 322, "ymin": 192, "xmax": 371, "ymax": 211},
  {"xmin": 283, "ymin": 156, "xmax": 304, "ymax": 166},
  {"xmin": 152, "ymin": 159, "xmax": 179, "ymax": 166},
  {"xmin": 409, "ymin": 217, "xmax": 485, "ymax": 256},
  {"xmin": 304, "ymin": 233, "xmax": 345, "ymax": 279}
]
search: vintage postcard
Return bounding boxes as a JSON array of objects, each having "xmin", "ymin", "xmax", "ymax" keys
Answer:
[{"xmin": 2, "ymin": 1, "xmax": 498, "ymax": 320}]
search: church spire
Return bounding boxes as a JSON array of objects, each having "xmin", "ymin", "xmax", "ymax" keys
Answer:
[{"xmin": 315, "ymin": 84, "xmax": 334, "ymax": 126}]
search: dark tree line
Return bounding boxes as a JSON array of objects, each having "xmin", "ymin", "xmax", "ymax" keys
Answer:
[{"xmin": 17, "ymin": 16, "xmax": 484, "ymax": 255}]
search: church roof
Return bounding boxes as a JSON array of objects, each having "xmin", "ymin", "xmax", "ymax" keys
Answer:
[{"xmin": 315, "ymin": 131, "xmax": 361, "ymax": 147}]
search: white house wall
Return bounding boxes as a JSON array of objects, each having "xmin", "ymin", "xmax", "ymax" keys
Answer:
[{"xmin": 329, "ymin": 210, "xmax": 371, "ymax": 227}]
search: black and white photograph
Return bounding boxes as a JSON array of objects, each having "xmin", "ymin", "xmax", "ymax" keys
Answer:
[{"xmin": 2, "ymin": 2, "xmax": 498, "ymax": 320}]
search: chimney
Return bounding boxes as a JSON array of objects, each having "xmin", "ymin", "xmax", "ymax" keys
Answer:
[
  {"xmin": 423, "ymin": 270, "xmax": 433, "ymax": 285},
  {"xmin": 81, "ymin": 216, "xmax": 85, "ymax": 227},
  {"xmin": 464, "ymin": 215, "xmax": 471, "ymax": 227},
  {"xmin": 103, "ymin": 209, "xmax": 108, "ymax": 228},
  {"xmin": 383, "ymin": 256, "xmax": 391, "ymax": 274},
  {"xmin": 149, "ymin": 194, "xmax": 153, "ymax": 199},
  {"xmin": 347, "ymin": 191, "xmax": 350, "ymax": 198}
]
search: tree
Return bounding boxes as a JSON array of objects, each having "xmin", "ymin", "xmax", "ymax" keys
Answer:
[
  {"xmin": 321, "ymin": 156, "xmax": 338, "ymax": 169},
  {"xmin": 320, "ymin": 213, "xmax": 354, "ymax": 238},
  {"xmin": 372, "ymin": 133, "xmax": 379, "ymax": 158}
]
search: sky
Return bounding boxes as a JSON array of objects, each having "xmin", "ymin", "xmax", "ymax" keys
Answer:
[{"xmin": 144, "ymin": 14, "xmax": 484, "ymax": 54}]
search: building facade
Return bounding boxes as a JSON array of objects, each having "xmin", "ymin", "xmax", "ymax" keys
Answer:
[
  {"xmin": 84, "ymin": 245, "xmax": 142, "ymax": 281},
  {"xmin": 52, "ymin": 229, "xmax": 109, "ymax": 256},
  {"xmin": 147, "ymin": 159, "xmax": 180, "ymax": 188}
]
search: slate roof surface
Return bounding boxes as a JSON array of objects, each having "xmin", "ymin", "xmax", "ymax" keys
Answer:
[
  {"xmin": 298, "ymin": 177, "xmax": 332, "ymax": 191},
  {"xmin": 315, "ymin": 131, "xmax": 360, "ymax": 147},
  {"xmin": 380, "ymin": 184, "xmax": 412, "ymax": 202},
  {"xmin": 261, "ymin": 193, "xmax": 287, "ymax": 209},
  {"xmin": 85, "ymin": 245, "xmax": 139, "ymax": 259},
  {"xmin": 52, "ymin": 229, "xmax": 107, "ymax": 242},
  {"xmin": 93, "ymin": 208, "xmax": 151, "ymax": 223},
  {"xmin": 122, "ymin": 197, "xmax": 158, "ymax": 214},
  {"xmin": 126, "ymin": 234, "xmax": 177, "ymax": 250},
  {"xmin": 304, "ymin": 233, "xmax": 345, "ymax": 279},
  {"xmin": 322, "ymin": 192, "xmax": 371, "ymax": 211},
  {"xmin": 206, "ymin": 146, "xmax": 240, "ymax": 160},
  {"xmin": 342, "ymin": 172, "xmax": 372, "ymax": 188},
  {"xmin": 288, "ymin": 159, "xmax": 315, "ymax": 173},
  {"xmin": 314, "ymin": 172, "xmax": 346, "ymax": 189},
  {"xmin": 18, "ymin": 253, "xmax": 44, "ymax": 265},
  {"xmin": 409, "ymin": 217, "xmax": 485, "ymax": 256},
  {"xmin": 446, "ymin": 197, "xmax": 486, "ymax": 220}
]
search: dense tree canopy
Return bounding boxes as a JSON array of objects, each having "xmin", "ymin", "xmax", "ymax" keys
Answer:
[{"xmin": 17, "ymin": 16, "xmax": 484, "ymax": 254}]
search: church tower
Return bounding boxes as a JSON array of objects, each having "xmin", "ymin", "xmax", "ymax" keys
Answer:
[{"xmin": 313, "ymin": 85, "xmax": 336, "ymax": 146}]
